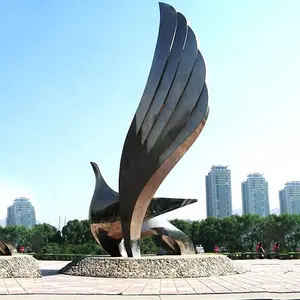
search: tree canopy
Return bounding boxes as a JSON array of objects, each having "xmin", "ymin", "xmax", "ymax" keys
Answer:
[
  {"xmin": 171, "ymin": 214, "xmax": 300, "ymax": 252},
  {"xmin": 1, "ymin": 214, "xmax": 300, "ymax": 255}
]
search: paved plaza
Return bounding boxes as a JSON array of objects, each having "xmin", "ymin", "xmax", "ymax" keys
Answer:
[{"xmin": 1, "ymin": 259, "xmax": 300, "ymax": 299}]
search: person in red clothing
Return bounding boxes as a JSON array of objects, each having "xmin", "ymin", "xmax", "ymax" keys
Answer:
[
  {"xmin": 272, "ymin": 242, "xmax": 280, "ymax": 259},
  {"xmin": 256, "ymin": 242, "xmax": 265, "ymax": 259},
  {"xmin": 214, "ymin": 244, "xmax": 220, "ymax": 254},
  {"xmin": 272, "ymin": 242, "xmax": 280, "ymax": 252}
]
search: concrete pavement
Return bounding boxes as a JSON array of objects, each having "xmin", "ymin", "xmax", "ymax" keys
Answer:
[
  {"xmin": 0, "ymin": 259, "xmax": 300, "ymax": 298},
  {"xmin": 2, "ymin": 294, "xmax": 300, "ymax": 299}
]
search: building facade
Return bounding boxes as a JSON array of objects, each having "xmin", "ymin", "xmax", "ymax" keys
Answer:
[
  {"xmin": 206, "ymin": 165, "xmax": 232, "ymax": 218},
  {"xmin": 6, "ymin": 197, "xmax": 36, "ymax": 228},
  {"xmin": 241, "ymin": 173, "xmax": 270, "ymax": 217},
  {"xmin": 279, "ymin": 182, "xmax": 300, "ymax": 214}
]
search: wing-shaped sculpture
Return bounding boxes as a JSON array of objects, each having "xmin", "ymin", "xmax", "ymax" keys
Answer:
[
  {"xmin": 89, "ymin": 162, "xmax": 196, "ymax": 256},
  {"xmin": 119, "ymin": 2, "xmax": 209, "ymax": 257}
]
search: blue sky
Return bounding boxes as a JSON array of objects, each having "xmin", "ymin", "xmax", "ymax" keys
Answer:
[{"xmin": 0, "ymin": 0, "xmax": 299, "ymax": 226}]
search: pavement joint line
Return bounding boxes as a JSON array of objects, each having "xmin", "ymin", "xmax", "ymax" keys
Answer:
[{"xmin": 2, "ymin": 278, "xmax": 8, "ymax": 295}]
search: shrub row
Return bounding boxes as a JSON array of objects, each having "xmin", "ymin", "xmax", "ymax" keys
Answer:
[
  {"xmin": 29, "ymin": 252, "xmax": 300, "ymax": 261},
  {"xmin": 222, "ymin": 252, "xmax": 300, "ymax": 260},
  {"xmin": 31, "ymin": 253, "xmax": 91, "ymax": 261}
]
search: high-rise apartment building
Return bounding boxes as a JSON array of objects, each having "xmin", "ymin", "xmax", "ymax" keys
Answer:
[
  {"xmin": 279, "ymin": 182, "xmax": 300, "ymax": 214},
  {"xmin": 206, "ymin": 165, "xmax": 232, "ymax": 218},
  {"xmin": 241, "ymin": 173, "xmax": 270, "ymax": 217},
  {"xmin": 6, "ymin": 197, "xmax": 36, "ymax": 228}
]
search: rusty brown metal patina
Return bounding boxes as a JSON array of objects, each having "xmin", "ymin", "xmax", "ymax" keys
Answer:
[
  {"xmin": 89, "ymin": 162, "xmax": 197, "ymax": 257},
  {"xmin": 0, "ymin": 241, "xmax": 14, "ymax": 256}
]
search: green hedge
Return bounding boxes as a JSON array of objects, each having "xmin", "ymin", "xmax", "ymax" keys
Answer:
[
  {"xmin": 222, "ymin": 252, "xmax": 300, "ymax": 260},
  {"xmin": 30, "ymin": 252, "xmax": 300, "ymax": 261},
  {"xmin": 31, "ymin": 253, "xmax": 155, "ymax": 260},
  {"xmin": 31, "ymin": 253, "xmax": 93, "ymax": 261}
]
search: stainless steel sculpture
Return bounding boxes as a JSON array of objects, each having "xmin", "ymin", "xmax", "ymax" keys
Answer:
[
  {"xmin": 89, "ymin": 2, "xmax": 209, "ymax": 257},
  {"xmin": 89, "ymin": 162, "xmax": 196, "ymax": 257}
]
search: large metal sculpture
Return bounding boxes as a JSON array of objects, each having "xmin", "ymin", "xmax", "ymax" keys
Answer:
[
  {"xmin": 89, "ymin": 2, "xmax": 209, "ymax": 258},
  {"xmin": 89, "ymin": 162, "xmax": 196, "ymax": 257}
]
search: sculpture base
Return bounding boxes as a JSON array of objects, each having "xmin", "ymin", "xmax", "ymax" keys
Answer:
[
  {"xmin": 59, "ymin": 254, "xmax": 245, "ymax": 278},
  {"xmin": 0, "ymin": 255, "xmax": 42, "ymax": 278}
]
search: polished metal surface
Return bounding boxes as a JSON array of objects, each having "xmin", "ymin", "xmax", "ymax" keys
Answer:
[
  {"xmin": 89, "ymin": 2, "xmax": 209, "ymax": 257},
  {"xmin": 119, "ymin": 3, "xmax": 209, "ymax": 257},
  {"xmin": 89, "ymin": 162, "xmax": 196, "ymax": 257},
  {"xmin": 142, "ymin": 217, "xmax": 195, "ymax": 255},
  {"xmin": 0, "ymin": 241, "xmax": 13, "ymax": 255},
  {"xmin": 135, "ymin": 3, "xmax": 177, "ymax": 133},
  {"xmin": 119, "ymin": 217, "xmax": 195, "ymax": 257}
]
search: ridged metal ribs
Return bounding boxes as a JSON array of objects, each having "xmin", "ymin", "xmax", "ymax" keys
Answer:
[
  {"xmin": 119, "ymin": 2, "xmax": 209, "ymax": 257},
  {"xmin": 89, "ymin": 2, "xmax": 209, "ymax": 258}
]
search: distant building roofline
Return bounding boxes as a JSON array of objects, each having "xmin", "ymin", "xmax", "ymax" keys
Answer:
[
  {"xmin": 247, "ymin": 173, "xmax": 264, "ymax": 177},
  {"xmin": 284, "ymin": 181, "xmax": 300, "ymax": 186},
  {"xmin": 211, "ymin": 165, "xmax": 230, "ymax": 169},
  {"xmin": 13, "ymin": 197, "xmax": 30, "ymax": 202}
]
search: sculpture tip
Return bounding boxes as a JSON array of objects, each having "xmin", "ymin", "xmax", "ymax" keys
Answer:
[{"xmin": 158, "ymin": 2, "xmax": 175, "ymax": 10}]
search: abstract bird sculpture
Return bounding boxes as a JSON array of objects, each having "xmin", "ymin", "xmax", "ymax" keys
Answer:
[
  {"xmin": 89, "ymin": 162, "xmax": 196, "ymax": 257},
  {"xmin": 89, "ymin": 2, "xmax": 209, "ymax": 257}
]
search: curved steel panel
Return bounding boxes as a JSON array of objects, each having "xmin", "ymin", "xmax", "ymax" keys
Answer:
[
  {"xmin": 126, "ymin": 113, "xmax": 208, "ymax": 257},
  {"xmin": 149, "ymin": 51, "xmax": 206, "ymax": 160},
  {"xmin": 159, "ymin": 83, "xmax": 209, "ymax": 164},
  {"xmin": 146, "ymin": 26, "xmax": 199, "ymax": 152},
  {"xmin": 135, "ymin": 3, "xmax": 177, "ymax": 133},
  {"xmin": 90, "ymin": 2, "xmax": 209, "ymax": 257},
  {"xmin": 118, "ymin": 3, "xmax": 209, "ymax": 257},
  {"xmin": 89, "ymin": 162, "xmax": 196, "ymax": 256},
  {"xmin": 142, "ymin": 217, "xmax": 195, "ymax": 255},
  {"xmin": 119, "ymin": 217, "xmax": 195, "ymax": 257},
  {"xmin": 140, "ymin": 12, "xmax": 188, "ymax": 145}
]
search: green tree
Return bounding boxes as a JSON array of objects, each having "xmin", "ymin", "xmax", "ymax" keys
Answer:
[
  {"xmin": 62, "ymin": 219, "xmax": 93, "ymax": 244},
  {"xmin": 41, "ymin": 242, "xmax": 61, "ymax": 254},
  {"xmin": 238, "ymin": 214, "xmax": 264, "ymax": 252},
  {"xmin": 140, "ymin": 236, "xmax": 159, "ymax": 254},
  {"xmin": 220, "ymin": 215, "xmax": 244, "ymax": 252},
  {"xmin": 196, "ymin": 217, "xmax": 222, "ymax": 252},
  {"xmin": 29, "ymin": 223, "xmax": 61, "ymax": 252},
  {"xmin": 269, "ymin": 214, "xmax": 300, "ymax": 252},
  {"xmin": 0, "ymin": 226, "xmax": 30, "ymax": 247},
  {"xmin": 170, "ymin": 219, "xmax": 192, "ymax": 238}
]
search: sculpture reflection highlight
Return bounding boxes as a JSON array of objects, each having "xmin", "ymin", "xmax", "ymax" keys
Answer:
[{"xmin": 89, "ymin": 162, "xmax": 196, "ymax": 257}]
